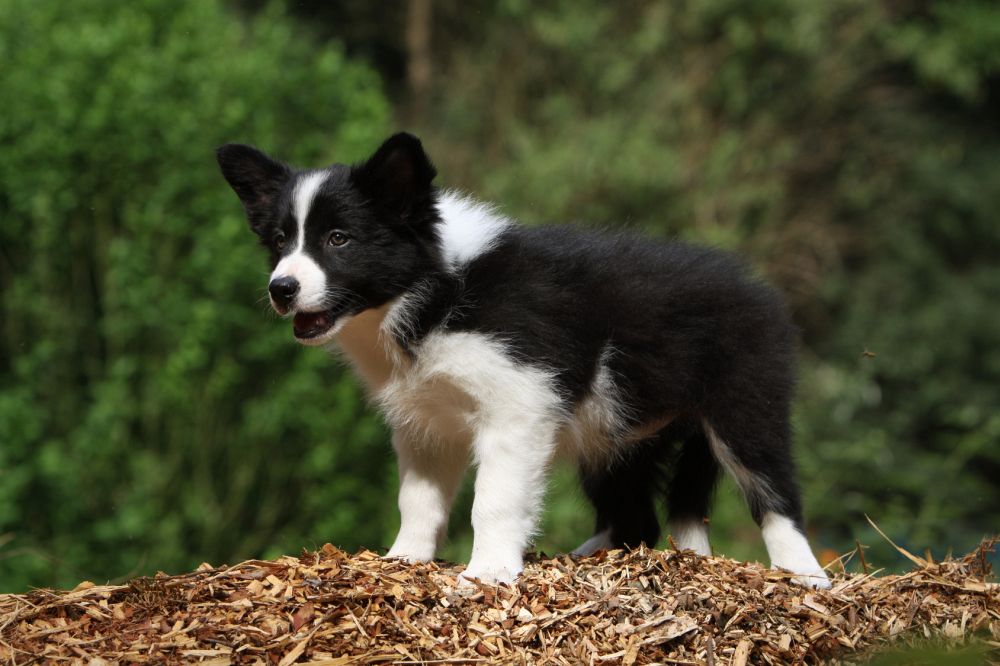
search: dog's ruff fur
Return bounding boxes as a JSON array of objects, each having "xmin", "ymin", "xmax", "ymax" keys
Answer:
[{"xmin": 217, "ymin": 133, "xmax": 830, "ymax": 589}]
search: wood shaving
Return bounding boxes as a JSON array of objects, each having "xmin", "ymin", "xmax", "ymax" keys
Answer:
[{"xmin": 1, "ymin": 539, "xmax": 996, "ymax": 664}]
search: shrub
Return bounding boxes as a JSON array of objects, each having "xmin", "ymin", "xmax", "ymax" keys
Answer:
[{"xmin": 0, "ymin": 0, "xmax": 391, "ymax": 590}]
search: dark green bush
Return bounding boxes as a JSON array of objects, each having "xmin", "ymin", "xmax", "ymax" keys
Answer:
[{"xmin": 0, "ymin": 0, "xmax": 391, "ymax": 590}]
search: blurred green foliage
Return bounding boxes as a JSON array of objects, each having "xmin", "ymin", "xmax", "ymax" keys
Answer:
[
  {"xmin": 1, "ymin": 0, "xmax": 998, "ymax": 592},
  {"xmin": 859, "ymin": 640, "xmax": 992, "ymax": 665},
  {"xmin": 0, "ymin": 0, "xmax": 393, "ymax": 590}
]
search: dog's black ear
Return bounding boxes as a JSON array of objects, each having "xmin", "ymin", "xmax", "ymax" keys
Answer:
[
  {"xmin": 352, "ymin": 133, "xmax": 437, "ymax": 223},
  {"xmin": 216, "ymin": 144, "xmax": 291, "ymax": 232}
]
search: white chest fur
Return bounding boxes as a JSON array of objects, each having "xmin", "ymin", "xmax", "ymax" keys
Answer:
[
  {"xmin": 333, "ymin": 300, "xmax": 566, "ymax": 450},
  {"xmin": 332, "ymin": 298, "xmax": 640, "ymax": 468},
  {"xmin": 338, "ymin": 297, "xmax": 636, "ymax": 464}
]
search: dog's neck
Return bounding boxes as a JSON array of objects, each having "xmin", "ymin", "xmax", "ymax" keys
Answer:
[
  {"xmin": 330, "ymin": 278, "xmax": 443, "ymax": 390},
  {"xmin": 329, "ymin": 303, "xmax": 396, "ymax": 389}
]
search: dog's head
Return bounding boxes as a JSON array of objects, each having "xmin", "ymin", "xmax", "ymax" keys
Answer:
[{"xmin": 217, "ymin": 133, "xmax": 441, "ymax": 345}]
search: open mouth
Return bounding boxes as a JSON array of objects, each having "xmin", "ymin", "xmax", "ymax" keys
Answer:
[{"xmin": 292, "ymin": 303, "xmax": 352, "ymax": 340}]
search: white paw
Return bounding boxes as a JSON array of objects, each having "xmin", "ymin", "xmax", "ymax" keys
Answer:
[
  {"xmin": 571, "ymin": 529, "xmax": 614, "ymax": 557},
  {"xmin": 789, "ymin": 568, "xmax": 832, "ymax": 589},
  {"xmin": 761, "ymin": 513, "xmax": 831, "ymax": 589},
  {"xmin": 459, "ymin": 558, "xmax": 523, "ymax": 586},
  {"xmin": 670, "ymin": 519, "xmax": 712, "ymax": 556},
  {"xmin": 385, "ymin": 539, "xmax": 435, "ymax": 564}
]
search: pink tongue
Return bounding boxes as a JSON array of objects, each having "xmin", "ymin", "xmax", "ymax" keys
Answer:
[{"xmin": 293, "ymin": 311, "xmax": 331, "ymax": 334}]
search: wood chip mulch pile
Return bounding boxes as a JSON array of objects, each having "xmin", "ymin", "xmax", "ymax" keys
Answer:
[{"xmin": 1, "ymin": 539, "xmax": 997, "ymax": 665}]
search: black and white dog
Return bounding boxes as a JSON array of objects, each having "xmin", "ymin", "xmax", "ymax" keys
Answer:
[{"xmin": 217, "ymin": 133, "xmax": 830, "ymax": 589}]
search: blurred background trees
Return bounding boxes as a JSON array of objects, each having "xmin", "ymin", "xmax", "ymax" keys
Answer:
[{"xmin": 1, "ymin": 0, "xmax": 998, "ymax": 591}]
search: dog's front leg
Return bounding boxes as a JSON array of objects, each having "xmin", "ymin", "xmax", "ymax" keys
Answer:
[
  {"xmin": 461, "ymin": 419, "xmax": 559, "ymax": 585},
  {"xmin": 386, "ymin": 431, "xmax": 469, "ymax": 563}
]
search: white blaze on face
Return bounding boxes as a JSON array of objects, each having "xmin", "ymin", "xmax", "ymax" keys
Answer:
[{"xmin": 269, "ymin": 171, "xmax": 329, "ymax": 312}]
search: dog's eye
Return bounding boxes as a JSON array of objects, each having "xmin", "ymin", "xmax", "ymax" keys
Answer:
[
  {"xmin": 328, "ymin": 231, "xmax": 349, "ymax": 247},
  {"xmin": 274, "ymin": 232, "xmax": 287, "ymax": 251}
]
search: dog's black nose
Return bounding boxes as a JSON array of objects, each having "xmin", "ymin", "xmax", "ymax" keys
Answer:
[{"xmin": 268, "ymin": 276, "xmax": 299, "ymax": 308}]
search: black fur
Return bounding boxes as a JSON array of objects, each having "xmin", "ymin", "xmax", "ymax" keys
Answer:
[
  {"xmin": 217, "ymin": 132, "xmax": 810, "ymax": 551},
  {"xmin": 450, "ymin": 226, "xmax": 805, "ymax": 537},
  {"xmin": 215, "ymin": 144, "xmax": 291, "ymax": 237}
]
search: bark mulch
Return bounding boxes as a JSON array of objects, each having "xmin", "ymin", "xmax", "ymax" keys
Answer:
[{"xmin": 1, "ymin": 538, "xmax": 997, "ymax": 665}]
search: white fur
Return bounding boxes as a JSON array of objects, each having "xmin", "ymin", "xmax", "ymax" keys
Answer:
[
  {"xmin": 270, "ymin": 252, "xmax": 327, "ymax": 312},
  {"xmin": 572, "ymin": 528, "xmax": 614, "ymax": 556},
  {"xmin": 333, "ymin": 292, "xmax": 679, "ymax": 583},
  {"xmin": 376, "ymin": 329, "xmax": 562, "ymax": 445},
  {"xmin": 704, "ymin": 422, "xmax": 776, "ymax": 509},
  {"xmin": 670, "ymin": 519, "xmax": 711, "ymax": 556},
  {"xmin": 705, "ymin": 423, "xmax": 829, "ymax": 587},
  {"xmin": 379, "ymin": 283, "xmax": 438, "ymax": 367},
  {"xmin": 558, "ymin": 347, "xmax": 677, "ymax": 466},
  {"xmin": 386, "ymin": 431, "xmax": 469, "ymax": 563},
  {"xmin": 331, "ymin": 293, "xmax": 565, "ymax": 584},
  {"xmin": 436, "ymin": 191, "xmax": 511, "ymax": 271},
  {"xmin": 293, "ymin": 171, "xmax": 327, "ymax": 234},
  {"xmin": 271, "ymin": 171, "xmax": 329, "ymax": 313},
  {"xmin": 465, "ymin": 395, "xmax": 561, "ymax": 584},
  {"xmin": 761, "ymin": 512, "xmax": 831, "ymax": 589},
  {"xmin": 558, "ymin": 349, "xmax": 630, "ymax": 465}
]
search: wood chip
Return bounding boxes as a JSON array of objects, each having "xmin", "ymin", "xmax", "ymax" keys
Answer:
[
  {"xmin": 0, "ymin": 539, "xmax": 997, "ymax": 663},
  {"xmin": 731, "ymin": 638, "xmax": 752, "ymax": 666}
]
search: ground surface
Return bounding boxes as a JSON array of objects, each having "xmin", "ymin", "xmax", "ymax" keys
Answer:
[{"xmin": 0, "ymin": 541, "xmax": 997, "ymax": 664}]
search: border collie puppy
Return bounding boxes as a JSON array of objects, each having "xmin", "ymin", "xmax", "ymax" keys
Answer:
[{"xmin": 216, "ymin": 133, "xmax": 830, "ymax": 589}]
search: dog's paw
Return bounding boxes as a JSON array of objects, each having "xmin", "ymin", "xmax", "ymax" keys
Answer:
[
  {"xmin": 385, "ymin": 539, "xmax": 435, "ymax": 564},
  {"xmin": 789, "ymin": 568, "xmax": 832, "ymax": 590},
  {"xmin": 770, "ymin": 549, "xmax": 832, "ymax": 589},
  {"xmin": 459, "ymin": 558, "xmax": 523, "ymax": 586},
  {"xmin": 571, "ymin": 529, "xmax": 614, "ymax": 557},
  {"xmin": 762, "ymin": 514, "xmax": 831, "ymax": 590}
]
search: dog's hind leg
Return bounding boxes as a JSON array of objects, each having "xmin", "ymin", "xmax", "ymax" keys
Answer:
[
  {"xmin": 574, "ymin": 442, "xmax": 664, "ymax": 556},
  {"xmin": 701, "ymin": 405, "xmax": 830, "ymax": 589},
  {"xmin": 666, "ymin": 428, "xmax": 719, "ymax": 556}
]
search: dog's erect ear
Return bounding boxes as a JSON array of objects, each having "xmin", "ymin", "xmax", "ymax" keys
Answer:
[
  {"xmin": 352, "ymin": 133, "xmax": 437, "ymax": 223},
  {"xmin": 216, "ymin": 144, "xmax": 291, "ymax": 232}
]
